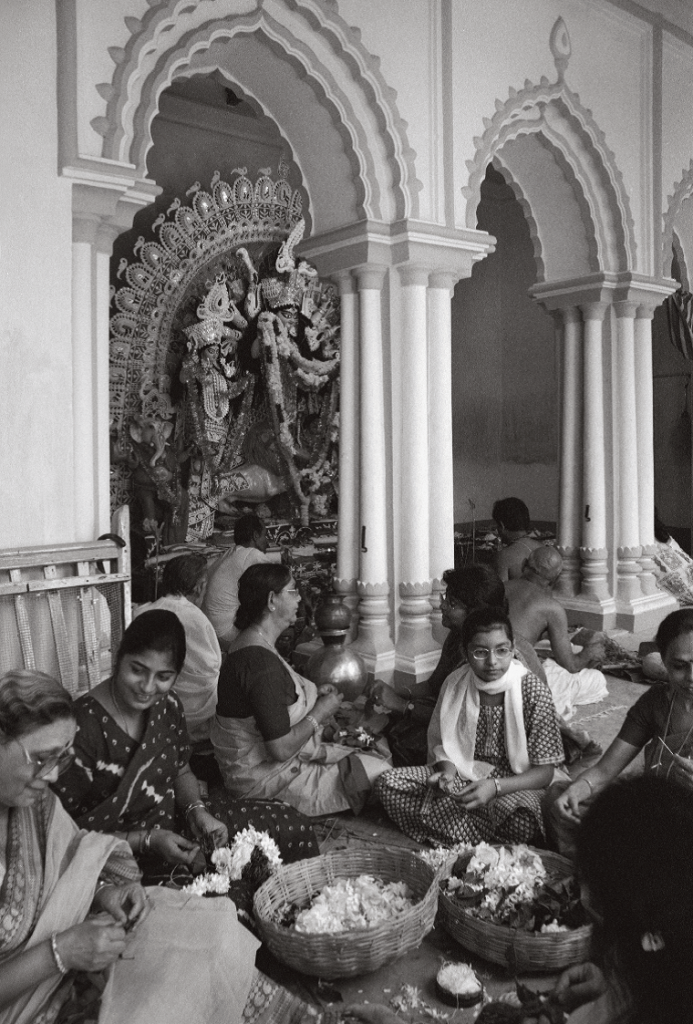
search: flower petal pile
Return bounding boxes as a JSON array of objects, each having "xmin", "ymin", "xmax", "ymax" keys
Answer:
[{"xmin": 290, "ymin": 875, "xmax": 413, "ymax": 934}]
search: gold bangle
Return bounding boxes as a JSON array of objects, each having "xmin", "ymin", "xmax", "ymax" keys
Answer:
[
  {"xmin": 305, "ymin": 714, "xmax": 320, "ymax": 734},
  {"xmin": 493, "ymin": 777, "xmax": 501, "ymax": 798},
  {"xmin": 50, "ymin": 933, "xmax": 68, "ymax": 976},
  {"xmin": 583, "ymin": 777, "xmax": 594, "ymax": 797}
]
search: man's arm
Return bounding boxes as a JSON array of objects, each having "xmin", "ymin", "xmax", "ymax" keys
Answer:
[{"xmin": 545, "ymin": 602, "xmax": 604, "ymax": 672}]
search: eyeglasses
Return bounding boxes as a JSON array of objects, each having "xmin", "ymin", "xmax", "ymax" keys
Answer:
[
  {"xmin": 283, "ymin": 588, "xmax": 299, "ymax": 594},
  {"xmin": 16, "ymin": 737, "xmax": 75, "ymax": 778},
  {"xmin": 469, "ymin": 645, "xmax": 514, "ymax": 662},
  {"xmin": 441, "ymin": 593, "xmax": 465, "ymax": 610}
]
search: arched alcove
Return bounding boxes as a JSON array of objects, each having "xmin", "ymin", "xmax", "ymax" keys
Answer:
[{"xmin": 92, "ymin": 0, "xmax": 420, "ymax": 232}]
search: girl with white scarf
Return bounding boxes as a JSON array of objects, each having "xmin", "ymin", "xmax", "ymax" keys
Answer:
[{"xmin": 376, "ymin": 607, "xmax": 564, "ymax": 848}]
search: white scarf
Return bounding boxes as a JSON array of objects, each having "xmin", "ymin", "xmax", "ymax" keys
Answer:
[{"xmin": 428, "ymin": 660, "xmax": 530, "ymax": 780}]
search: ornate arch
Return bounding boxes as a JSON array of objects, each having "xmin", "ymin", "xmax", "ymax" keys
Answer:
[
  {"xmin": 462, "ymin": 20, "xmax": 636, "ymax": 281},
  {"xmin": 664, "ymin": 160, "xmax": 693, "ymax": 285},
  {"xmin": 90, "ymin": 0, "xmax": 420, "ymax": 227}
]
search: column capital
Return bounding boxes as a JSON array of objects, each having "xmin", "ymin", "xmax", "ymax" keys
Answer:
[
  {"xmin": 397, "ymin": 265, "xmax": 430, "ymax": 287},
  {"xmin": 530, "ymin": 272, "xmax": 679, "ymax": 314},
  {"xmin": 355, "ymin": 264, "xmax": 387, "ymax": 290},
  {"xmin": 331, "ymin": 269, "xmax": 356, "ymax": 295},
  {"xmin": 429, "ymin": 270, "xmax": 459, "ymax": 290},
  {"xmin": 613, "ymin": 300, "xmax": 639, "ymax": 319},
  {"xmin": 580, "ymin": 302, "xmax": 608, "ymax": 321}
]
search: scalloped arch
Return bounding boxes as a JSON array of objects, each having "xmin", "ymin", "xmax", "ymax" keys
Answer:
[
  {"xmin": 94, "ymin": 0, "xmax": 419, "ymax": 227},
  {"xmin": 463, "ymin": 78, "xmax": 636, "ymax": 281},
  {"xmin": 663, "ymin": 160, "xmax": 693, "ymax": 284}
]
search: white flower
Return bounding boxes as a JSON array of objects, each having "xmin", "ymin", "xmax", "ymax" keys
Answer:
[
  {"xmin": 211, "ymin": 827, "xmax": 282, "ymax": 881},
  {"xmin": 181, "ymin": 872, "xmax": 231, "ymax": 896},
  {"xmin": 292, "ymin": 875, "xmax": 413, "ymax": 934}
]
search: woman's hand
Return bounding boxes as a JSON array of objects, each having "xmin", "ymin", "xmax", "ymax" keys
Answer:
[
  {"xmin": 552, "ymin": 962, "xmax": 607, "ymax": 1013},
  {"xmin": 314, "ymin": 690, "xmax": 343, "ymax": 719},
  {"xmin": 187, "ymin": 806, "xmax": 228, "ymax": 849},
  {"xmin": 555, "ymin": 779, "xmax": 591, "ymax": 823},
  {"xmin": 365, "ymin": 680, "xmax": 408, "ymax": 715},
  {"xmin": 453, "ymin": 778, "xmax": 496, "ymax": 809},
  {"xmin": 427, "ymin": 768, "xmax": 457, "ymax": 795},
  {"xmin": 670, "ymin": 752, "xmax": 693, "ymax": 788},
  {"xmin": 149, "ymin": 828, "xmax": 200, "ymax": 866},
  {"xmin": 56, "ymin": 914, "xmax": 128, "ymax": 973},
  {"xmin": 317, "ymin": 683, "xmax": 339, "ymax": 697},
  {"xmin": 92, "ymin": 882, "xmax": 149, "ymax": 930}
]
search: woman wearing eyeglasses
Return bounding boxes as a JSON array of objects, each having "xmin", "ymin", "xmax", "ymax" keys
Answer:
[
  {"xmin": 0, "ymin": 669, "xmax": 147, "ymax": 1023},
  {"xmin": 54, "ymin": 609, "xmax": 227, "ymax": 880},
  {"xmin": 211, "ymin": 563, "xmax": 391, "ymax": 816},
  {"xmin": 377, "ymin": 607, "xmax": 564, "ymax": 847}
]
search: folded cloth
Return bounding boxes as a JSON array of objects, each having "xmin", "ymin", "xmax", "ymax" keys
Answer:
[{"xmin": 543, "ymin": 658, "xmax": 608, "ymax": 721}]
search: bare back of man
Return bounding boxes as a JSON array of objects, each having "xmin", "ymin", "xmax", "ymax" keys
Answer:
[
  {"xmin": 494, "ymin": 536, "xmax": 543, "ymax": 582},
  {"xmin": 505, "ymin": 548, "xmax": 606, "ymax": 673}
]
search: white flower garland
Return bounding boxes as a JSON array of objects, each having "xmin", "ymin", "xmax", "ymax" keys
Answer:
[{"xmin": 181, "ymin": 827, "xmax": 282, "ymax": 896}]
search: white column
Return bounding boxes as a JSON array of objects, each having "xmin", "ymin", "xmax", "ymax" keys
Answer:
[
  {"xmin": 614, "ymin": 301, "xmax": 642, "ymax": 602},
  {"xmin": 579, "ymin": 303, "xmax": 610, "ymax": 601},
  {"xmin": 72, "ymin": 214, "xmax": 100, "ymax": 542},
  {"xmin": 428, "ymin": 271, "xmax": 457, "ymax": 642},
  {"xmin": 634, "ymin": 305, "xmax": 659, "ymax": 594},
  {"xmin": 352, "ymin": 265, "xmax": 393, "ymax": 674},
  {"xmin": 555, "ymin": 307, "xmax": 583, "ymax": 598},
  {"xmin": 333, "ymin": 271, "xmax": 360, "ymax": 629},
  {"xmin": 95, "ymin": 224, "xmax": 119, "ymax": 534},
  {"xmin": 397, "ymin": 265, "xmax": 436, "ymax": 674}
]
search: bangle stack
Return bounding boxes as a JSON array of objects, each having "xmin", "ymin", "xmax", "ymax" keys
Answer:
[
  {"xmin": 305, "ymin": 714, "xmax": 320, "ymax": 734},
  {"xmin": 141, "ymin": 829, "xmax": 153, "ymax": 854},
  {"xmin": 50, "ymin": 933, "xmax": 68, "ymax": 976},
  {"xmin": 493, "ymin": 777, "xmax": 501, "ymax": 798},
  {"xmin": 184, "ymin": 800, "xmax": 206, "ymax": 820}
]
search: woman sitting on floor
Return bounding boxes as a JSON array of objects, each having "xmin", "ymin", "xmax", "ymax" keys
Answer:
[
  {"xmin": 377, "ymin": 607, "xmax": 564, "ymax": 848},
  {"xmin": 547, "ymin": 607, "xmax": 693, "ymax": 859},
  {"xmin": 0, "ymin": 669, "xmax": 395, "ymax": 1024},
  {"xmin": 211, "ymin": 563, "xmax": 391, "ymax": 817},
  {"xmin": 134, "ymin": 553, "xmax": 221, "ymax": 743},
  {"xmin": 54, "ymin": 610, "xmax": 319, "ymax": 885},
  {"xmin": 367, "ymin": 565, "xmax": 547, "ymax": 766}
]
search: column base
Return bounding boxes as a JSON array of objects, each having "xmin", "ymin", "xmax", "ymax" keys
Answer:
[
  {"xmin": 560, "ymin": 594, "xmax": 618, "ymax": 631},
  {"xmin": 614, "ymin": 589, "xmax": 679, "ymax": 633},
  {"xmin": 394, "ymin": 646, "xmax": 441, "ymax": 690},
  {"xmin": 350, "ymin": 581, "xmax": 396, "ymax": 682}
]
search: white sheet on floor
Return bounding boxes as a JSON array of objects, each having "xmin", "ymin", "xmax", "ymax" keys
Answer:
[{"xmin": 543, "ymin": 656, "xmax": 608, "ymax": 720}]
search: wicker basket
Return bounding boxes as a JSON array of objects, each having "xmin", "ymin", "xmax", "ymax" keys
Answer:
[
  {"xmin": 253, "ymin": 847, "xmax": 438, "ymax": 978},
  {"xmin": 438, "ymin": 847, "xmax": 592, "ymax": 973}
]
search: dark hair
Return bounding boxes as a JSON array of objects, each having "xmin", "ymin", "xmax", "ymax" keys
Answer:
[
  {"xmin": 160, "ymin": 553, "xmax": 208, "ymax": 597},
  {"xmin": 235, "ymin": 563, "xmax": 292, "ymax": 630},
  {"xmin": 443, "ymin": 564, "xmax": 507, "ymax": 612},
  {"xmin": 655, "ymin": 609, "xmax": 693, "ymax": 659},
  {"xmin": 492, "ymin": 497, "xmax": 530, "ymax": 532},
  {"xmin": 234, "ymin": 514, "xmax": 265, "ymax": 546},
  {"xmin": 460, "ymin": 606, "xmax": 514, "ymax": 649},
  {"xmin": 118, "ymin": 609, "xmax": 186, "ymax": 674},
  {"xmin": 576, "ymin": 774, "xmax": 693, "ymax": 1024},
  {"xmin": 0, "ymin": 670, "xmax": 74, "ymax": 739}
]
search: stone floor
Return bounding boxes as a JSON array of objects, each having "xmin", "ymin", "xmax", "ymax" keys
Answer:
[{"xmin": 265, "ymin": 632, "xmax": 655, "ymax": 1021}]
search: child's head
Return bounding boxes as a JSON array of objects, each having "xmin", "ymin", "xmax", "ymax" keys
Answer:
[{"xmin": 461, "ymin": 607, "xmax": 514, "ymax": 683}]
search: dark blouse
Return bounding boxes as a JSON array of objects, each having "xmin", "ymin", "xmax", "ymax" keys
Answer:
[{"xmin": 217, "ymin": 646, "xmax": 298, "ymax": 741}]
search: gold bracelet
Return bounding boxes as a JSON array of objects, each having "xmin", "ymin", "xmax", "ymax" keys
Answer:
[
  {"xmin": 141, "ymin": 829, "xmax": 153, "ymax": 854},
  {"xmin": 305, "ymin": 714, "xmax": 320, "ymax": 734},
  {"xmin": 583, "ymin": 777, "xmax": 594, "ymax": 797},
  {"xmin": 50, "ymin": 933, "xmax": 68, "ymax": 976},
  {"xmin": 493, "ymin": 777, "xmax": 501, "ymax": 798}
]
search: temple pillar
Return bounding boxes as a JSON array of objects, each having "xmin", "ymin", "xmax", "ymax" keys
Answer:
[
  {"xmin": 395, "ymin": 265, "xmax": 437, "ymax": 678},
  {"xmin": 578, "ymin": 302, "xmax": 614, "ymax": 616},
  {"xmin": 332, "ymin": 270, "xmax": 360, "ymax": 632},
  {"xmin": 635, "ymin": 304, "xmax": 663, "ymax": 595},
  {"xmin": 554, "ymin": 307, "xmax": 583, "ymax": 598},
  {"xmin": 613, "ymin": 301, "xmax": 643, "ymax": 607},
  {"xmin": 72, "ymin": 212, "xmax": 101, "ymax": 542},
  {"xmin": 351, "ymin": 264, "xmax": 394, "ymax": 677},
  {"xmin": 428, "ymin": 271, "xmax": 458, "ymax": 643}
]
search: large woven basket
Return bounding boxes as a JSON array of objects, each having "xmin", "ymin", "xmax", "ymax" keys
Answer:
[
  {"xmin": 253, "ymin": 847, "xmax": 438, "ymax": 978},
  {"xmin": 438, "ymin": 848, "xmax": 592, "ymax": 973}
]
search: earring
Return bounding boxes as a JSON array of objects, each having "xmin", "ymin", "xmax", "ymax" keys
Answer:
[{"xmin": 641, "ymin": 931, "xmax": 665, "ymax": 952}]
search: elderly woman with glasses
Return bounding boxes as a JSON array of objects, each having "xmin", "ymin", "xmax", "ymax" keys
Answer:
[
  {"xmin": 211, "ymin": 563, "xmax": 391, "ymax": 817},
  {"xmin": 0, "ymin": 669, "xmax": 147, "ymax": 1024},
  {"xmin": 377, "ymin": 607, "xmax": 564, "ymax": 848}
]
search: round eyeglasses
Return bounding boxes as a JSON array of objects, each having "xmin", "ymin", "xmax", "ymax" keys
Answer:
[
  {"xmin": 16, "ymin": 736, "xmax": 75, "ymax": 778},
  {"xmin": 468, "ymin": 645, "xmax": 514, "ymax": 662}
]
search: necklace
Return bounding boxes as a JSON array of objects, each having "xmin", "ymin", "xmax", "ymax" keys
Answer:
[
  {"xmin": 110, "ymin": 679, "xmax": 137, "ymax": 739},
  {"xmin": 249, "ymin": 625, "xmax": 276, "ymax": 649}
]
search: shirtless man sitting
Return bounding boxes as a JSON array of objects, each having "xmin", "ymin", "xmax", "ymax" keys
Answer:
[
  {"xmin": 505, "ymin": 546, "xmax": 606, "ymax": 672},
  {"xmin": 492, "ymin": 497, "xmax": 543, "ymax": 581}
]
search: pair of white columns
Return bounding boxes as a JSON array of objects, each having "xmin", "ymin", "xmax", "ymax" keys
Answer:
[
  {"xmin": 333, "ymin": 263, "xmax": 458, "ymax": 678},
  {"xmin": 543, "ymin": 277, "xmax": 678, "ymax": 629}
]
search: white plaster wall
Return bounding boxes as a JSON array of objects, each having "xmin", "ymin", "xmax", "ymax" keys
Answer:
[
  {"xmin": 0, "ymin": 0, "xmax": 76, "ymax": 547},
  {"xmin": 662, "ymin": 32, "xmax": 693, "ymax": 215}
]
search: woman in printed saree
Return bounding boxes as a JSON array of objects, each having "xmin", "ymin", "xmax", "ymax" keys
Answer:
[
  {"xmin": 376, "ymin": 607, "xmax": 564, "ymax": 848},
  {"xmin": 0, "ymin": 675, "xmax": 397, "ymax": 1024},
  {"xmin": 54, "ymin": 609, "xmax": 228, "ymax": 879},
  {"xmin": 211, "ymin": 563, "xmax": 391, "ymax": 817}
]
